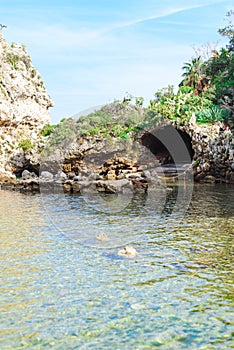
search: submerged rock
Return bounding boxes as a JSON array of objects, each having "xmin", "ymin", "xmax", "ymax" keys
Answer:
[
  {"xmin": 118, "ymin": 246, "xmax": 138, "ymax": 258},
  {"xmin": 21, "ymin": 169, "xmax": 38, "ymax": 180},
  {"xmin": 96, "ymin": 231, "xmax": 109, "ymax": 242}
]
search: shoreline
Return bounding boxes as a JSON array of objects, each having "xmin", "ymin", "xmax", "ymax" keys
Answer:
[{"xmin": 1, "ymin": 172, "xmax": 233, "ymax": 196}]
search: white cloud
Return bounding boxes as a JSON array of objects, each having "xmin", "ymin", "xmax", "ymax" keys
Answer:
[
  {"xmin": 108, "ymin": 5, "xmax": 204, "ymax": 30},
  {"xmin": 104, "ymin": 1, "xmax": 227, "ymax": 32}
]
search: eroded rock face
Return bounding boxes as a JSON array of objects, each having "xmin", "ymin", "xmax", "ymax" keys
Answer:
[
  {"xmin": 174, "ymin": 120, "xmax": 234, "ymax": 183},
  {"xmin": 0, "ymin": 32, "xmax": 53, "ymax": 182},
  {"xmin": 3, "ymin": 120, "xmax": 234, "ymax": 192}
]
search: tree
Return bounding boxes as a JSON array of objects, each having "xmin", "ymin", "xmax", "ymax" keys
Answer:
[
  {"xmin": 205, "ymin": 11, "xmax": 234, "ymax": 114},
  {"xmin": 192, "ymin": 42, "xmax": 219, "ymax": 61},
  {"xmin": 179, "ymin": 56, "xmax": 209, "ymax": 95},
  {"xmin": 178, "ymin": 11, "xmax": 234, "ymax": 119},
  {"xmin": 0, "ymin": 24, "xmax": 7, "ymax": 31},
  {"xmin": 218, "ymin": 10, "xmax": 234, "ymax": 50}
]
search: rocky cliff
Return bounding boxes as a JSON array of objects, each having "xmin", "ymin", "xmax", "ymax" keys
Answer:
[{"xmin": 0, "ymin": 32, "xmax": 52, "ymax": 182}]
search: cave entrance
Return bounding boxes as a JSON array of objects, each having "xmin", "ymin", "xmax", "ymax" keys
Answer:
[{"xmin": 140, "ymin": 126, "xmax": 194, "ymax": 165}]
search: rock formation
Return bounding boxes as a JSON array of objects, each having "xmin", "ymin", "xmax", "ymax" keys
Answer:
[
  {"xmin": 118, "ymin": 246, "xmax": 138, "ymax": 258},
  {"xmin": 0, "ymin": 32, "xmax": 52, "ymax": 183},
  {"xmin": 175, "ymin": 120, "xmax": 234, "ymax": 183}
]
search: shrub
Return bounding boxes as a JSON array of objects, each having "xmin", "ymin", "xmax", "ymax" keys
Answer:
[
  {"xmin": 45, "ymin": 118, "xmax": 78, "ymax": 149},
  {"xmin": 6, "ymin": 52, "xmax": 19, "ymax": 69},
  {"xmin": 18, "ymin": 139, "xmax": 34, "ymax": 152},
  {"xmin": 149, "ymin": 85, "xmax": 213, "ymax": 123},
  {"xmin": 39, "ymin": 124, "xmax": 56, "ymax": 137},
  {"xmin": 75, "ymin": 101, "xmax": 145, "ymax": 138},
  {"xmin": 196, "ymin": 105, "xmax": 232, "ymax": 123}
]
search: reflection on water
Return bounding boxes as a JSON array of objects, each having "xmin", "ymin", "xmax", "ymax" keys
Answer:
[{"xmin": 0, "ymin": 185, "xmax": 233, "ymax": 349}]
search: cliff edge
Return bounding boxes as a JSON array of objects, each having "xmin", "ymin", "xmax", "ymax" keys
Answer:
[{"xmin": 0, "ymin": 32, "xmax": 52, "ymax": 181}]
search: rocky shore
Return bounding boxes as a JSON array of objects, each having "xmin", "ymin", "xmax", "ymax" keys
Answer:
[
  {"xmin": 0, "ymin": 110, "xmax": 233, "ymax": 194},
  {"xmin": 1, "ymin": 120, "xmax": 233, "ymax": 195},
  {"xmin": 6, "ymin": 156, "xmax": 164, "ymax": 194}
]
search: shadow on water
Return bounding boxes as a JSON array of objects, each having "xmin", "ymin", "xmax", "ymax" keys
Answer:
[
  {"xmin": 187, "ymin": 183, "xmax": 234, "ymax": 217},
  {"xmin": 36, "ymin": 183, "xmax": 234, "ymax": 248},
  {"xmin": 67, "ymin": 183, "xmax": 234, "ymax": 218}
]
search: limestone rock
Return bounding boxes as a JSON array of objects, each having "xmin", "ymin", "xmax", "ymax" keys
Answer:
[
  {"xmin": 55, "ymin": 171, "xmax": 67, "ymax": 182},
  {"xmin": 40, "ymin": 171, "xmax": 53, "ymax": 181},
  {"xmin": 22, "ymin": 169, "xmax": 37, "ymax": 180},
  {"xmin": 0, "ymin": 32, "xmax": 53, "ymax": 178}
]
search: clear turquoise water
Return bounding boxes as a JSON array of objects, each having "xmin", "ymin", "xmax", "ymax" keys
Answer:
[{"xmin": 0, "ymin": 185, "xmax": 233, "ymax": 349}]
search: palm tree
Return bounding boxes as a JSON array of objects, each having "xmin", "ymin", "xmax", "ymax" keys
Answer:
[{"xmin": 179, "ymin": 56, "xmax": 208, "ymax": 94}]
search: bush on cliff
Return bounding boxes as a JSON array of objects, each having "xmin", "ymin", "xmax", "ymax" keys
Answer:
[
  {"xmin": 17, "ymin": 138, "xmax": 34, "ymax": 152},
  {"xmin": 76, "ymin": 100, "xmax": 145, "ymax": 139},
  {"xmin": 45, "ymin": 118, "xmax": 78, "ymax": 149},
  {"xmin": 148, "ymin": 85, "xmax": 212, "ymax": 123},
  {"xmin": 39, "ymin": 124, "xmax": 56, "ymax": 137}
]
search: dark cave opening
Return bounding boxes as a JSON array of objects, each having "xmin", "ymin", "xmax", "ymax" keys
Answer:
[{"xmin": 140, "ymin": 126, "xmax": 194, "ymax": 165}]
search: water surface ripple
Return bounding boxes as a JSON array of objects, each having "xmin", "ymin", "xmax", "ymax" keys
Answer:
[{"xmin": 0, "ymin": 185, "xmax": 233, "ymax": 349}]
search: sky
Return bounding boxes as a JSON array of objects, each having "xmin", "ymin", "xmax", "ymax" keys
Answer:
[{"xmin": 1, "ymin": 0, "xmax": 233, "ymax": 123}]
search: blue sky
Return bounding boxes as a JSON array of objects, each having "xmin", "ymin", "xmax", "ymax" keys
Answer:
[{"xmin": 1, "ymin": 0, "xmax": 233, "ymax": 123}]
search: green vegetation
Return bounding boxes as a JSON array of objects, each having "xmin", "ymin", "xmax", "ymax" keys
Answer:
[
  {"xmin": 148, "ymin": 85, "xmax": 212, "ymax": 123},
  {"xmin": 6, "ymin": 52, "xmax": 19, "ymax": 69},
  {"xmin": 76, "ymin": 101, "xmax": 143, "ymax": 138},
  {"xmin": 149, "ymin": 11, "xmax": 233, "ymax": 125},
  {"xmin": 205, "ymin": 12, "xmax": 234, "ymax": 111},
  {"xmin": 42, "ymin": 118, "xmax": 79, "ymax": 155},
  {"xmin": 44, "ymin": 102, "xmax": 145, "ymax": 151},
  {"xmin": 179, "ymin": 10, "xmax": 234, "ymax": 123},
  {"xmin": 17, "ymin": 139, "xmax": 34, "ymax": 152},
  {"xmin": 39, "ymin": 124, "xmax": 56, "ymax": 137},
  {"xmin": 196, "ymin": 105, "xmax": 231, "ymax": 123},
  {"xmin": 5, "ymin": 50, "xmax": 31, "ymax": 71}
]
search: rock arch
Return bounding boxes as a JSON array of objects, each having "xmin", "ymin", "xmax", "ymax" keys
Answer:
[{"xmin": 140, "ymin": 125, "xmax": 194, "ymax": 165}]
